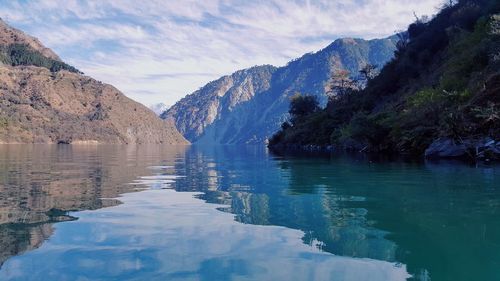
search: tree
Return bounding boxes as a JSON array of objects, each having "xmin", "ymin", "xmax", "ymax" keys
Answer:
[
  {"xmin": 395, "ymin": 31, "xmax": 410, "ymax": 57},
  {"xmin": 359, "ymin": 64, "xmax": 378, "ymax": 83},
  {"xmin": 442, "ymin": 0, "xmax": 457, "ymax": 9},
  {"xmin": 325, "ymin": 69, "xmax": 358, "ymax": 101},
  {"xmin": 0, "ymin": 44, "xmax": 81, "ymax": 74},
  {"xmin": 288, "ymin": 93, "xmax": 320, "ymax": 124}
]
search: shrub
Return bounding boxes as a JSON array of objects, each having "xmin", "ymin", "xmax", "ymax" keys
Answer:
[
  {"xmin": 288, "ymin": 93, "xmax": 320, "ymax": 124},
  {"xmin": 408, "ymin": 88, "xmax": 442, "ymax": 108}
]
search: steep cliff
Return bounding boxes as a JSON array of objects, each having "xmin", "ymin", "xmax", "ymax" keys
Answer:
[
  {"xmin": 162, "ymin": 65, "xmax": 276, "ymax": 142},
  {"xmin": 164, "ymin": 37, "xmax": 396, "ymax": 144}
]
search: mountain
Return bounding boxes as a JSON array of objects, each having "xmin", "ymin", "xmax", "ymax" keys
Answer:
[
  {"xmin": 162, "ymin": 65, "xmax": 277, "ymax": 142},
  {"xmin": 0, "ymin": 19, "xmax": 60, "ymax": 61},
  {"xmin": 269, "ymin": 0, "xmax": 499, "ymax": 160},
  {"xmin": 0, "ymin": 19, "xmax": 188, "ymax": 144},
  {"xmin": 149, "ymin": 103, "xmax": 169, "ymax": 116},
  {"xmin": 163, "ymin": 37, "xmax": 397, "ymax": 144}
]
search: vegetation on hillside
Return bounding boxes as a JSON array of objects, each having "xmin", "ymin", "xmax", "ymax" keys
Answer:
[
  {"xmin": 0, "ymin": 44, "xmax": 80, "ymax": 73},
  {"xmin": 269, "ymin": 0, "xmax": 499, "ymax": 156}
]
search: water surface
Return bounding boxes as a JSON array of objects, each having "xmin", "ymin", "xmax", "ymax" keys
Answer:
[{"xmin": 0, "ymin": 145, "xmax": 498, "ymax": 280}]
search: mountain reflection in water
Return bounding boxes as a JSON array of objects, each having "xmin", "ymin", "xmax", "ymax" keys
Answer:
[
  {"xmin": 0, "ymin": 145, "xmax": 186, "ymax": 268},
  {"xmin": 0, "ymin": 145, "xmax": 498, "ymax": 280}
]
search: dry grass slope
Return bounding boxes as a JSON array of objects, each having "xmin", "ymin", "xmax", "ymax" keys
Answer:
[{"xmin": 0, "ymin": 19, "xmax": 188, "ymax": 144}]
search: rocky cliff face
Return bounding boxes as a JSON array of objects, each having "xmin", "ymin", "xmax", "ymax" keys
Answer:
[
  {"xmin": 0, "ymin": 19, "xmax": 188, "ymax": 144},
  {"xmin": 164, "ymin": 37, "xmax": 397, "ymax": 144},
  {"xmin": 162, "ymin": 65, "xmax": 276, "ymax": 142}
]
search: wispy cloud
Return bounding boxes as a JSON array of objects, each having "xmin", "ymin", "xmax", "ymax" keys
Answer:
[{"xmin": 0, "ymin": 0, "xmax": 443, "ymax": 106}]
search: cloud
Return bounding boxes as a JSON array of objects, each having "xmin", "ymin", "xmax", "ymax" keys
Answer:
[{"xmin": 0, "ymin": 0, "xmax": 443, "ymax": 106}]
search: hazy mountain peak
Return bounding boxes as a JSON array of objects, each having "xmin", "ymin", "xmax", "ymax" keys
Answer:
[{"xmin": 149, "ymin": 103, "xmax": 170, "ymax": 116}]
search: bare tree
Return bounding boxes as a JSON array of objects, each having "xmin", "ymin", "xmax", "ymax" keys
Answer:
[
  {"xmin": 359, "ymin": 64, "xmax": 378, "ymax": 83},
  {"xmin": 325, "ymin": 69, "xmax": 358, "ymax": 101}
]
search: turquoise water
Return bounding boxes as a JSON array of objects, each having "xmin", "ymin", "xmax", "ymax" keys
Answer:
[{"xmin": 0, "ymin": 145, "xmax": 498, "ymax": 281}]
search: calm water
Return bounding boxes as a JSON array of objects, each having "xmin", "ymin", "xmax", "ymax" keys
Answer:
[{"xmin": 0, "ymin": 145, "xmax": 498, "ymax": 281}]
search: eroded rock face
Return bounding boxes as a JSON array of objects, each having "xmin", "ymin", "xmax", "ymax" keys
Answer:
[
  {"xmin": 164, "ymin": 37, "xmax": 397, "ymax": 144},
  {"xmin": 162, "ymin": 65, "xmax": 276, "ymax": 142},
  {"xmin": 0, "ymin": 19, "xmax": 188, "ymax": 144}
]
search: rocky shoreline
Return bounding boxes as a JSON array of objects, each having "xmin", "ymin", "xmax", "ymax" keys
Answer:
[
  {"xmin": 424, "ymin": 138, "xmax": 500, "ymax": 162},
  {"xmin": 269, "ymin": 137, "xmax": 500, "ymax": 163}
]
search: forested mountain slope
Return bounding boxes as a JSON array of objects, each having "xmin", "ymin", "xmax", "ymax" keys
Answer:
[{"xmin": 270, "ymin": 0, "xmax": 499, "ymax": 160}]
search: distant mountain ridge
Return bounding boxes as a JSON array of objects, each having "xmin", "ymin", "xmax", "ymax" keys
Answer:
[
  {"xmin": 0, "ymin": 19, "xmax": 188, "ymax": 144},
  {"xmin": 163, "ymin": 36, "xmax": 397, "ymax": 144}
]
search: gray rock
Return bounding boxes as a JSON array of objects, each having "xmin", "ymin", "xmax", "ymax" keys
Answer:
[
  {"xmin": 425, "ymin": 138, "xmax": 500, "ymax": 161},
  {"xmin": 425, "ymin": 138, "xmax": 470, "ymax": 158},
  {"xmin": 477, "ymin": 138, "xmax": 500, "ymax": 161}
]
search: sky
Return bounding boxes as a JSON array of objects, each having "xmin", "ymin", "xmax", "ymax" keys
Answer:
[{"xmin": 0, "ymin": 0, "xmax": 443, "ymax": 107}]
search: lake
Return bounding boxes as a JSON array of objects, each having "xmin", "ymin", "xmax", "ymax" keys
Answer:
[{"xmin": 0, "ymin": 145, "xmax": 498, "ymax": 281}]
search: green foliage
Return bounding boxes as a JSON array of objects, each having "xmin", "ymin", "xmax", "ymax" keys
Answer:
[
  {"xmin": 440, "ymin": 18, "xmax": 491, "ymax": 91},
  {"xmin": 408, "ymin": 88, "xmax": 442, "ymax": 107},
  {"xmin": 0, "ymin": 117, "xmax": 8, "ymax": 128},
  {"xmin": 0, "ymin": 44, "xmax": 80, "ymax": 73},
  {"xmin": 288, "ymin": 93, "xmax": 320, "ymax": 124},
  {"xmin": 338, "ymin": 113, "xmax": 380, "ymax": 143},
  {"xmin": 269, "ymin": 0, "xmax": 500, "ymax": 155},
  {"xmin": 0, "ymin": 51, "xmax": 9, "ymax": 65},
  {"xmin": 269, "ymin": 111, "xmax": 333, "ymax": 146},
  {"xmin": 471, "ymin": 101, "xmax": 500, "ymax": 141}
]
